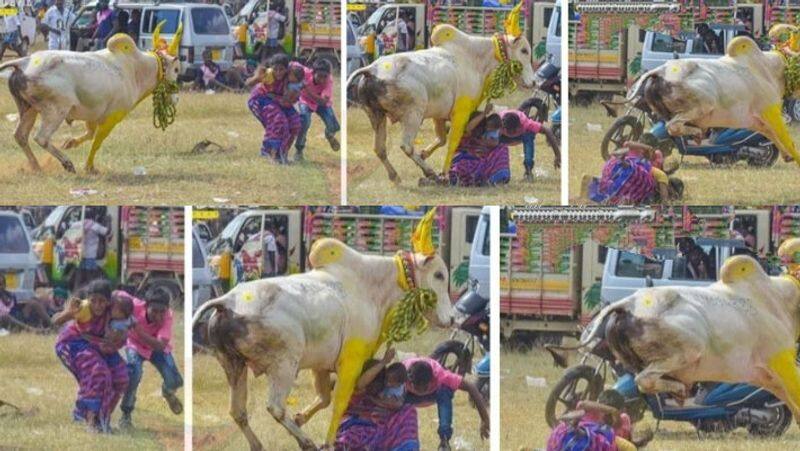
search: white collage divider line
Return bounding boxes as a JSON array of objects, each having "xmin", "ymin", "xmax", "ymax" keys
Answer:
[
  {"xmin": 560, "ymin": 0, "xmax": 569, "ymax": 206},
  {"xmin": 184, "ymin": 205, "xmax": 193, "ymax": 451},
  {"xmin": 489, "ymin": 206, "xmax": 501, "ymax": 451},
  {"xmin": 340, "ymin": 7, "xmax": 349, "ymax": 206}
]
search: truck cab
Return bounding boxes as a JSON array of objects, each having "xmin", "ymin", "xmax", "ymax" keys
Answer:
[
  {"xmin": 468, "ymin": 207, "xmax": 491, "ymax": 300},
  {"xmin": 0, "ymin": 211, "xmax": 38, "ymax": 302},
  {"xmin": 360, "ymin": 3, "xmax": 424, "ymax": 53},
  {"xmin": 544, "ymin": 3, "xmax": 560, "ymax": 68},
  {"xmin": 641, "ymin": 24, "xmax": 748, "ymax": 72}
]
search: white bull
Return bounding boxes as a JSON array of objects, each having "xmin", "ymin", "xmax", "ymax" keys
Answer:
[
  {"xmin": 630, "ymin": 36, "xmax": 800, "ymax": 166},
  {"xmin": 346, "ymin": 3, "xmax": 535, "ymax": 182},
  {"xmin": 191, "ymin": 237, "xmax": 454, "ymax": 450},
  {"xmin": 582, "ymin": 253, "xmax": 800, "ymax": 423},
  {"xmin": 0, "ymin": 23, "xmax": 182, "ymax": 173}
]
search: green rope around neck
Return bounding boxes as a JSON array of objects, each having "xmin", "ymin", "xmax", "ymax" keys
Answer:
[
  {"xmin": 485, "ymin": 55, "xmax": 523, "ymax": 101},
  {"xmin": 785, "ymin": 53, "xmax": 800, "ymax": 96},
  {"xmin": 382, "ymin": 288, "xmax": 438, "ymax": 344},
  {"xmin": 152, "ymin": 78, "xmax": 179, "ymax": 131}
]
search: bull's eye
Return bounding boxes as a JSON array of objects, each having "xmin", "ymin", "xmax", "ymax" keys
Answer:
[
  {"xmin": 521, "ymin": 48, "xmax": 529, "ymax": 55},
  {"xmin": 434, "ymin": 271, "xmax": 445, "ymax": 281}
]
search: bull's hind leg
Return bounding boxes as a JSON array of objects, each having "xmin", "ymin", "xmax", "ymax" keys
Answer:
[
  {"xmin": 366, "ymin": 109, "xmax": 400, "ymax": 183},
  {"xmin": 399, "ymin": 110, "xmax": 438, "ymax": 179},
  {"xmin": 294, "ymin": 369, "xmax": 332, "ymax": 427},
  {"xmin": 86, "ymin": 112, "xmax": 127, "ymax": 174},
  {"xmin": 767, "ymin": 347, "xmax": 800, "ymax": 423},
  {"xmin": 421, "ymin": 118, "xmax": 447, "ymax": 160},
  {"xmin": 219, "ymin": 356, "xmax": 264, "ymax": 451},
  {"xmin": 63, "ymin": 122, "xmax": 97, "ymax": 150},
  {"xmin": 14, "ymin": 105, "xmax": 40, "ymax": 171},
  {"xmin": 32, "ymin": 105, "xmax": 75, "ymax": 173},
  {"xmin": 266, "ymin": 358, "xmax": 316, "ymax": 450}
]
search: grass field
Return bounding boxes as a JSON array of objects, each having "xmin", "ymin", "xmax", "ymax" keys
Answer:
[
  {"xmin": 346, "ymin": 90, "xmax": 561, "ymax": 205},
  {"xmin": 0, "ymin": 317, "xmax": 185, "ymax": 450},
  {"xmin": 192, "ymin": 329, "xmax": 490, "ymax": 450},
  {"xmin": 501, "ymin": 346, "xmax": 800, "ymax": 450},
  {"xmin": 568, "ymin": 103, "xmax": 800, "ymax": 204},
  {"xmin": 0, "ymin": 72, "xmax": 341, "ymax": 205}
]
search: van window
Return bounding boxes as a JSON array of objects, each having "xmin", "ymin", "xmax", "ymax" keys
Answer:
[
  {"xmin": 651, "ymin": 32, "xmax": 686, "ymax": 53},
  {"xmin": 614, "ymin": 251, "xmax": 663, "ymax": 279},
  {"xmin": 192, "ymin": 8, "xmax": 229, "ymax": 35},
  {"xmin": 0, "ymin": 217, "xmax": 29, "ymax": 253},
  {"xmin": 143, "ymin": 9, "xmax": 180, "ymax": 34},
  {"xmin": 193, "ymin": 236, "xmax": 205, "ymax": 269}
]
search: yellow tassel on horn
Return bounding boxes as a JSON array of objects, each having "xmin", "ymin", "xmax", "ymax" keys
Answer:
[
  {"xmin": 504, "ymin": 2, "xmax": 523, "ymax": 39},
  {"xmin": 412, "ymin": 208, "xmax": 437, "ymax": 257},
  {"xmin": 168, "ymin": 21, "xmax": 184, "ymax": 57}
]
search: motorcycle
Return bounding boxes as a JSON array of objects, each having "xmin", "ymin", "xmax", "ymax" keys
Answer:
[
  {"xmin": 431, "ymin": 279, "xmax": 489, "ymax": 403},
  {"xmin": 600, "ymin": 95, "xmax": 779, "ymax": 168},
  {"xmin": 543, "ymin": 308, "xmax": 792, "ymax": 437},
  {"xmin": 520, "ymin": 59, "xmax": 560, "ymax": 125}
]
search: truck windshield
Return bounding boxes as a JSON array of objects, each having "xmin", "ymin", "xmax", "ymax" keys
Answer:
[
  {"xmin": 143, "ymin": 9, "xmax": 181, "ymax": 34},
  {"xmin": 0, "ymin": 216, "xmax": 30, "ymax": 254},
  {"xmin": 192, "ymin": 8, "xmax": 229, "ymax": 35}
]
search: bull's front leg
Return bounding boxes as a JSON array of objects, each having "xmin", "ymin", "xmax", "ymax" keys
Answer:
[
  {"xmin": 399, "ymin": 109, "xmax": 439, "ymax": 180},
  {"xmin": 85, "ymin": 111, "xmax": 128, "ymax": 174},
  {"xmin": 442, "ymin": 95, "xmax": 480, "ymax": 174},
  {"xmin": 634, "ymin": 355, "xmax": 694, "ymax": 400},
  {"xmin": 665, "ymin": 112, "xmax": 705, "ymax": 140},
  {"xmin": 266, "ymin": 357, "xmax": 318, "ymax": 450},
  {"xmin": 63, "ymin": 122, "xmax": 97, "ymax": 150},
  {"xmin": 755, "ymin": 104, "xmax": 800, "ymax": 166},
  {"xmin": 294, "ymin": 369, "xmax": 332, "ymax": 427},
  {"xmin": 421, "ymin": 118, "xmax": 448, "ymax": 160},
  {"xmin": 325, "ymin": 338, "xmax": 375, "ymax": 446},
  {"xmin": 767, "ymin": 347, "xmax": 800, "ymax": 423}
]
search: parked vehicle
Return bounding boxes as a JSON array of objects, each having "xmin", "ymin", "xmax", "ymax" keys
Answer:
[
  {"xmin": 346, "ymin": 16, "xmax": 366, "ymax": 76},
  {"xmin": 640, "ymin": 24, "xmax": 748, "ymax": 73},
  {"xmin": 193, "ymin": 228, "xmax": 220, "ymax": 310},
  {"xmin": 31, "ymin": 206, "xmax": 185, "ymax": 307},
  {"xmin": 0, "ymin": 211, "xmax": 38, "ymax": 302},
  {"xmin": 519, "ymin": 58, "xmax": 560, "ymax": 124},
  {"xmin": 543, "ymin": 312, "xmax": 793, "ymax": 437}
]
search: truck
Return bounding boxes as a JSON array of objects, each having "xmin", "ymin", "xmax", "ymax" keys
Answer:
[
  {"xmin": 500, "ymin": 206, "xmax": 788, "ymax": 341},
  {"xmin": 0, "ymin": 210, "xmax": 39, "ymax": 303},
  {"xmin": 355, "ymin": 0, "xmax": 555, "ymax": 65},
  {"xmin": 567, "ymin": 1, "xmax": 772, "ymax": 96},
  {"xmin": 31, "ymin": 206, "xmax": 185, "ymax": 307},
  {"xmin": 233, "ymin": 0, "xmax": 340, "ymax": 64},
  {"xmin": 198, "ymin": 206, "xmax": 487, "ymax": 301}
]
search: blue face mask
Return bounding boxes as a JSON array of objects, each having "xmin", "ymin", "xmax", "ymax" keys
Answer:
[{"xmin": 384, "ymin": 385, "xmax": 405, "ymax": 398}]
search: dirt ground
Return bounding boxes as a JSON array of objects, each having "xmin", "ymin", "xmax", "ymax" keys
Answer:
[
  {"xmin": 346, "ymin": 90, "xmax": 561, "ymax": 205},
  {"xmin": 501, "ymin": 345, "xmax": 800, "ymax": 450},
  {"xmin": 0, "ymin": 317, "xmax": 185, "ymax": 450},
  {"xmin": 0, "ymin": 46, "xmax": 341, "ymax": 205},
  {"xmin": 192, "ymin": 329, "xmax": 490, "ymax": 450},
  {"xmin": 568, "ymin": 103, "xmax": 800, "ymax": 204}
]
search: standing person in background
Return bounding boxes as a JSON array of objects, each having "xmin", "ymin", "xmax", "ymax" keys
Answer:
[
  {"xmin": 395, "ymin": 13, "xmax": 408, "ymax": 52},
  {"xmin": 0, "ymin": 4, "xmax": 23, "ymax": 59},
  {"xmin": 75, "ymin": 208, "xmax": 108, "ymax": 289},
  {"xmin": 127, "ymin": 8, "xmax": 141, "ymax": 43},
  {"xmin": 261, "ymin": 221, "xmax": 277, "ymax": 277},
  {"xmin": 264, "ymin": 3, "xmax": 285, "ymax": 61},
  {"xmin": 104, "ymin": 8, "xmax": 129, "ymax": 46},
  {"xmin": 91, "ymin": 0, "xmax": 114, "ymax": 50},
  {"xmin": 41, "ymin": 0, "xmax": 76, "ymax": 50}
]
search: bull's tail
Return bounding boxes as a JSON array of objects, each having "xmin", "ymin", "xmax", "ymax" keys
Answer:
[
  {"xmin": 1, "ymin": 57, "xmax": 32, "ymax": 113},
  {"xmin": 346, "ymin": 63, "xmax": 388, "ymax": 116},
  {"xmin": 0, "ymin": 57, "xmax": 28, "ymax": 74},
  {"xmin": 192, "ymin": 293, "xmax": 249, "ymax": 362},
  {"xmin": 190, "ymin": 293, "xmax": 235, "ymax": 328}
]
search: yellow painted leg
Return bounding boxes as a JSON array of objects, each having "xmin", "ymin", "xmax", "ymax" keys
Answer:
[
  {"xmin": 762, "ymin": 103, "xmax": 800, "ymax": 166},
  {"xmin": 325, "ymin": 338, "xmax": 377, "ymax": 444},
  {"xmin": 86, "ymin": 111, "xmax": 127, "ymax": 173},
  {"xmin": 443, "ymin": 95, "xmax": 480, "ymax": 173},
  {"xmin": 768, "ymin": 347, "xmax": 800, "ymax": 418}
]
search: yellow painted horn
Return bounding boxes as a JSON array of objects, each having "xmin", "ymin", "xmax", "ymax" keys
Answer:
[
  {"xmin": 152, "ymin": 20, "xmax": 165, "ymax": 51},
  {"xmin": 504, "ymin": 2, "xmax": 523, "ymax": 39},
  {"xmin": 168, "ymin": 21, "xmax": 183, "ymax": 57},
  {"xmin": 412, "ymin": 208, "xmax": 437, "ymax": 257}
]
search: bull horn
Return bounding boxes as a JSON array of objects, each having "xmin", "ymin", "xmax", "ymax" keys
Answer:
[
  {"xmin": 412, "ymin": 208, "xmax": 437, "ymax": 257},
  {"xmin": 152, "ymin": 20, "xmax": 165, "ymax": 51},
  {"xmin": 504, "ymin": 2, "xmax": 523, "ymax": 39},
  {"xmin": 168, "ymin": 21, "xmax": 184, "ymax": 57}
]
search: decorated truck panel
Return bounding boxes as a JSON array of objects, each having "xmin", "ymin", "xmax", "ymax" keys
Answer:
[{"xmin": 500, "ymin": 206, "xmax": 784, "ymax": 338}]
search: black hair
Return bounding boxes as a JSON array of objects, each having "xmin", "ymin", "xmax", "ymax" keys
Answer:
[
  {"xmin": 268, "ymin": 53, "xmax": 290, "ymax": 70},
  {"xmin": 385, "ymin": 362, "xmax": 407, "ymax": 383},
  {"xmin": 86, "ymin": 279, "xmax": 112, "ymax": 300},
  {"xmin": 146, "ymin": 290, "xmax": 170, "ymax": 309},
  {"xmin": 361, "ymin": 359, "xmax": 386, "ymax": 396},
  {"xmin": 502, "ymin": 113, "xmax": 521, "ymax": 131},
  {"xmin": 408, "ymin": 361, "xmax": 433, "ymax": 388},
  {"xmin": 289, "ymin": 65, "xmax": 305, "ymax": 81},
  {"xmin": 598, "ymin": 389, "xmax": 625, "ymax": 411},
  {"xmin": 312, "ymin": 58, "xmax": 332, "ymax": 76},
  {"xmin": 113, "ymin": 296, "xmax": 134, "ymax": 317},
  {"xmin": 485, "ymin": 113, "xmax": 502, "ymax": 129}
]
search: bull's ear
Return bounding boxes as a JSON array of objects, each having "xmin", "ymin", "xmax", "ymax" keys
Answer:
[
  {"xmin": 422, "ymin": 255, "xmax": 435, "ymax": 266},
  {"xmin": 513, "ymin": 36, "xmax": 522, "ymax": 44}
]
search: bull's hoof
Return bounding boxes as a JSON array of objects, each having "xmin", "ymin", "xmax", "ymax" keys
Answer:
[
  {"xmin": 63, "ymin": 139, "xmax": 80, "ymax": 150},
  {"xmin": 84, "ymin": 165, "xmax": 98, "ymax": 175},
  {"xmin": 389, "ymin": 173, "xmax": 401, "ymax": 185},
  {"xmin": 299, "ymin": 439, "xmax": 318, "ymax": 451},
  {"xmin": 28, "ymin": 162, "xmax": 42, "ymax": 172},
  {"xmin": 62, "ymin": 160, "xmax": 76, "ymax": 173},
  {"xmin": 293, "ymin": 412, "xmax": 307, "ymax": 427},
  {"xmin": 420, "ymin": 150, "xmax": 432, "ymax": 160},
  {"xmin": 418, "ymin": 174, "xmax": 448, "ymax": 187}
]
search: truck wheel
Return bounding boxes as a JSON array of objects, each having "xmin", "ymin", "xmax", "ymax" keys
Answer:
[
  {"xmin": 142, "ymin": 278, "xmax": 183, "ymax": 309},
  {"xmin": 545, "ymin": 364, "xmax": 604, "ymax": 428},
  {"xmin": 601, "ymin": 115, "xmax": 643, "ymax": 160}
]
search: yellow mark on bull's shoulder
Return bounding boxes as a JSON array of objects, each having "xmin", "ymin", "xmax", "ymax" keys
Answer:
[
  {"xmin": 762, "ymin": 102, "xmax": 800, "ymax": 166},
  {"xmin": 241, "ymin": 291, "xmax": 254, "ymax": 302},
  {"xmin": 670, "ymin": 65, "xmax": 680, "ymax": 74},
  {"xmin": 327, "ymin": 337, "xmax": 378, "ymax": 443},
  {"xmin": 31, "ymin": 56, "xmax": 41, "ymax": 67},
  {"xmin": 308, "ymin": 238, "xmax": 345, "ymax": 268},
  {"xmin": 382, "ymin": 62, "xmax": 392, "ymax": 70},
  {"xmin": 768, "ymin": 347, "xmax": 800, "ymax": 412},
  {"xmin": 642, "ymin": 294, "xmax": 654, "ymax": 307},
  {"xmin": 431, "ymin": 25, "xmax": 456, "ymax": 46}
]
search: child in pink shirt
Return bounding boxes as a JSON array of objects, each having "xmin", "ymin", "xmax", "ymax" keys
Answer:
[
  {"xmin": 403, "ymin": 357, "xmax": 490, "ymax": 450},
  {"xmin": 294, "ymin": 58, "xmax": 340, "ymax": 161},
  {"xmin": 117, "ymin": 290, "xmax": 183, "ymax": 429}
]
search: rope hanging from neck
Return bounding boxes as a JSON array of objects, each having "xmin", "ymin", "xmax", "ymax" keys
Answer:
[
  {"xmin": 484, "ymin": 34, "xmax": 523, "ymax": 100},
  {"xmin": 781, "ymin": 51, "xmax": 800, "ymax": 97},
  {"xmin": 150, "ymin": 51, "xmax": 179, "ymax": 131},
  {"xmin": 383, "ymin": 252, "xmax": 438, "ymax": 344}
]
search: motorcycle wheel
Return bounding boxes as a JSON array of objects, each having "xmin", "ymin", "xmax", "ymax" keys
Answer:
[
  {"xmin": 520, "ymin": 97, "xmax": 549, "ymax": 123},
  {"xmin": 601, "ymin": 115, "xmax": 643, "ymax": 160},
  {"xmin": 707, "ymin": 154, "xmax": 737, "ymax": 166},
  {"xmin": 430, "ymin": 339, "xmax": 472, "ymax": 376},
  {"xmin": 747, "ymin": 404, "xmax": 792, "ymax": 437},
  {"xmin": 544, "ymin": 364, "xmax": 604, "ymax": 428},
  {"xmin": 746, "ymin": 144, "xmax": 780, "ymax": 167}
]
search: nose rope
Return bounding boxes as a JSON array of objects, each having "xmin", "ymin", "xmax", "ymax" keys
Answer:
[
  {"xmin": 484, "ymin": 34, "xmax": 523, "ymax": 100},
  {"xmin": 150, "ymin": 51, "xmax": 179, "ymax": 131},
  {"xmin": 383, "ymin": 251, "xmax": 438, "ymax": 344}
]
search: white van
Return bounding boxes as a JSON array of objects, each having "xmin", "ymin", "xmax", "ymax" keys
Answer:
[
  {"xmin": 0, "ymin": 211, "xmax": 38, "ymax": 302},
  {"xmin": 139, "ymin": 3, "xmax": 235, "ymax": 81},
  {"xmin": 193, "ymin": 228, "xmax": 217, "ymax": 310},
  {"xmin": 468, "ymin": 207, "xmax": 491, "ymax": 300},
  {"xmin": 545, "ymin": 4, "xmax": 561, "ymax": 68},
  {"xmin": 640, "ymin": 24, "xmax": 748, "ymax": 72}
]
